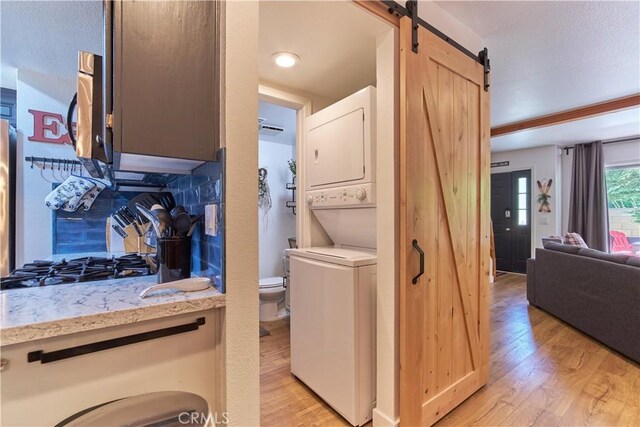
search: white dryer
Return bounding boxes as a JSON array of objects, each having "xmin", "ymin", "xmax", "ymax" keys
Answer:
[{"xmin": 289, "ymin": 246, "xmax": 376, "ymax": 426}]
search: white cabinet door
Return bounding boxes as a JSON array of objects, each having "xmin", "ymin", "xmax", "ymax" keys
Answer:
[
  {"xmin": 307, "ymin": 108, "xmax": 365, "ymax": 188},
  {"xmin": 290, "ymin": 256, "xmax": 358, "ymax": 423}
]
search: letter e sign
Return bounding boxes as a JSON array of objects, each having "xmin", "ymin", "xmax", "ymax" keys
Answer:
[{"xmin": 27, "ymin": 109, "xmax": 75, "ymax": 145}]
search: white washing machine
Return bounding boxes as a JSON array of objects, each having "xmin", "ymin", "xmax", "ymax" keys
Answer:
[
  {"xmin": 290, "ymin": 86, "xmax": 377, "ymax": 426},
  {"xmin": 289, "ymin": 246, "xmax": 376, "ymax": 426}
]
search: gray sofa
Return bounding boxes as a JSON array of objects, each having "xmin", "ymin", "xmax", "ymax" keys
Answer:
[{"xmin": 527, "ymin": 242, "xmax": 640, "ymax": 363}]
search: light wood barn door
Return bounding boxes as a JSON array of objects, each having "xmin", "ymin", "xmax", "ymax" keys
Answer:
[{"xmin": 399, "ymin": 16, "xmax": 491, "ymax": 427}]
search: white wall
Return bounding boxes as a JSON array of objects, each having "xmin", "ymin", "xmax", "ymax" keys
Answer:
[
  {"xmin": 490, "ymin": 145, "xmax": 562, "ymax": 256},
  {"xmin": 258, "ymin": 138, "xmax": 296, "ymax": 278},
  {"xmin": 15, "ymin": 69, "xmax": 78, "ymax": 266},
  {"xmin": 221, "ymin": 0, "xmax": 260, "ymax": 425},
  {"xmin": 560, "ymin": 138, "xmax": 640, "ymax": 234}
]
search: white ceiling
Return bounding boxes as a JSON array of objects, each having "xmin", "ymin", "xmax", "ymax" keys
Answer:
[
  {"xmin": 435, "ymin": 0, "xmax": 640, "ymax": 151},
  {"xmin": 0, "ymin": 1, "xmax": 102, "ymax": 83},
  {"xmin": 259, "ymin": 0, "xmax": 391, "ymax": 101}
]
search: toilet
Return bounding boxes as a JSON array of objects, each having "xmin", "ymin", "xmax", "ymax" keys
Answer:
[{"xmin": 259, "ymin": 276, "xmax": 288, "ymax": 322}]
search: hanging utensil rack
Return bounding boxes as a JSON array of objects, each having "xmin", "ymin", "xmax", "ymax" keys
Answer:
[{"xmin": 25, "ymin": 156, "xmax": 82, "ymax": 171}]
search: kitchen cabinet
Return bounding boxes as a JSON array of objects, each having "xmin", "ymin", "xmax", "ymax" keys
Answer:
[
  {"xmin": 1, "ymin": 309, "xmax": 225, "ymax": 426},
  {"xmin": 110, "ymin": 0, "xmax": 219, "ymax": 162}
]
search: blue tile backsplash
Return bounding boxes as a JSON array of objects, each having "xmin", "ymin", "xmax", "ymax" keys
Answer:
[
  {"xmin": 53, "ymin": 189, "xmax": 144, "ymax": 255},
  {"xmin": 168, "ymin": 148, "xmax": 225, "ymax": 292},
  {"xmin": 51, "ymin": 148, "xmax": 225, "ymax": 292}
]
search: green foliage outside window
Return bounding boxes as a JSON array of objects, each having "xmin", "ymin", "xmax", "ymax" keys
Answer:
[{"xmin": 606, "ymin": 166, "xmax": 640, "ymax": 224}]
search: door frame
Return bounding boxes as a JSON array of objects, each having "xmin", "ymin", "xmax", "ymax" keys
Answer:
[{"xmin": 490, "ymin": 165, "xmax": 536, "ymax": 267}]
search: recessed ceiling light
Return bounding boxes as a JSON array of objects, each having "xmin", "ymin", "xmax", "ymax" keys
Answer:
[{"xmin": 272, "ymin": 52, "xmax": 300, "ymax": 68}]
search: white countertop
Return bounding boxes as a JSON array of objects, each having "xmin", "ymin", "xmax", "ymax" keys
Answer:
[{"xmin": 0, "ymin": 276, "xmax": 225, "ymax": 346}]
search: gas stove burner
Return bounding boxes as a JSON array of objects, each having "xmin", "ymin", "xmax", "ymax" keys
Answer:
[{"xmin": 1, "ymin": 254, "xmax": 156, "ymax": 290}]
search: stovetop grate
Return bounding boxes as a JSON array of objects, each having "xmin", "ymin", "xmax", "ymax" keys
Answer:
[{"xmin": 1, "ymin": 254, "xmax": 155, "ymax": 290}]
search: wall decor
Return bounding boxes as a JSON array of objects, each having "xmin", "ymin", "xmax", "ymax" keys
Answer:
[
  {"xmin": 537, "ymin": 179, "xmax": 553, "ymax": 213},
  {"xmin": 258, "ymin": 167, "xmax": 272, "ymax": 212},
  {"xmin": 27, "ymin": 109, "xmax": 75, "ymax": 145}
]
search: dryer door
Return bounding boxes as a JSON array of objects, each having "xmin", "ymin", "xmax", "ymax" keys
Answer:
[{"xmin": 307, "ymin": 108, "xmax": 365, "ymax": 188}]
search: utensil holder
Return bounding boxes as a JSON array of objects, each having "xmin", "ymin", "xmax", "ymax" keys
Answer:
[{"xmin": 156, "ymin": 236, "xmax": 192, "ymax": 283}]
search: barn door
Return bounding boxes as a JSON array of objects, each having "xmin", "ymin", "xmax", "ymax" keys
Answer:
[{"xmin": 399, "ymin": 15, "xmax": 491, "ymax": 427}]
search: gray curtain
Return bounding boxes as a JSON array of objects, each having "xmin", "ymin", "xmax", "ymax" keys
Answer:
[{"xmin": 568, "ymin": 141, "xmax": 609, "ymax": 251}]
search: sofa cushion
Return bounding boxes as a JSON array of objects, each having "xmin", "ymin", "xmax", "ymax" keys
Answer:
[
  {"xmin": 544, "ymin": 242, "xmax": 582, "ymax": 254},
  {"xmin": 626, "ymin": 256, "xmax": 640, "ymax": 268},
  {"xmin": 542, "ymin": 237, "xmax": 563, "ymax": 248},
  {"xmin": 564, "ymin": 232, "xmax": 588, "ymax": 248},
  {"xmin": 577, "ymin": 248, "xmax": 630, "ymax": 265}
]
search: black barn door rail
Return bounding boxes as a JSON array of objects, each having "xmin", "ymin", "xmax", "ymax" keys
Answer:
[
  {"xmin": 27, "ymin": 317, "xmax": 205, "ymax": 364},
  {"xmin": 382, "ymin": 0, "xmax": 491, "ymax": 91}
]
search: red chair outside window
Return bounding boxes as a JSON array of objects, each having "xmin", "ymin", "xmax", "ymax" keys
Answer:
[{"xmin": 609, "ymin": 230, "xmax": 634, "ymax": 254}]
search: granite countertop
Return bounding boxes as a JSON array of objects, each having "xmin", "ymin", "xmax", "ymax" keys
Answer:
[{"xmin": 0, "ymin": 276, "xmax": 225, "ymax": 346}]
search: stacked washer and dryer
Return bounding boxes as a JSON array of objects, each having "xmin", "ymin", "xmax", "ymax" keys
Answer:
[{"xmin": 289, "ymin": 86, "xmax": 377, "ymax": 427}]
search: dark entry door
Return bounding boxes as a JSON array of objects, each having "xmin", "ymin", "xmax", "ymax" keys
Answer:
[{"xmin": 491, "ymin": 170, "xmax": 531, "ymax": 273}]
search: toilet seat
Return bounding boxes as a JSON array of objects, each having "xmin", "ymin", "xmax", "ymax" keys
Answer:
[{"xmin": 259, "ymin": 276, "xmax": 284, "ymax": 289}]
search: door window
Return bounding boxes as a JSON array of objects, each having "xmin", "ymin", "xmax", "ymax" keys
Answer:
[{"xmin": 517, "ymin": 177, "xmax": 528, "ymax": 226}]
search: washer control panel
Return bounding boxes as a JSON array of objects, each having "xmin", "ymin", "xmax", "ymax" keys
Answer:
[{"xmin": 305, "ymin": 183, "xmax": 376, "ymax": 209}]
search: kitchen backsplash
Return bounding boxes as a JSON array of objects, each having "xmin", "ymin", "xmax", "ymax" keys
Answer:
[
  {"xmin": 168, "ymin": 148, "xmax": 225, "ymax": 292},
  {"xmin": 52, "ymin": 149, "xmax": 225, "ymax": 291},
  {"xmin": 53, "ymin": 188, "xmax": 144, "ymax": 255}
]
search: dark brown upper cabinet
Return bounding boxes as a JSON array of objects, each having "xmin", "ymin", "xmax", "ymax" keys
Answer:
[{"xmin": 109, "ymin": 0, "xmax": 219, "ymax": 164}]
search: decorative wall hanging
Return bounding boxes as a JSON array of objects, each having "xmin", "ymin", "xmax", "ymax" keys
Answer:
[
  {"xmin": 27, "ymin": 109, "xmax": 75, "ymax": 145},
  {"xmin": 258, "ymin": 167, "xmax": 272, "ymax": 212},
  {"xmin": 537, "ymin": 179, "xmax": 553, "ymax": 213}
]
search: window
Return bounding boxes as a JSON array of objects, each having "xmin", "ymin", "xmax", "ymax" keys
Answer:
[
  {"xmin": 517, "ymin": 176, "xmax": 527, "ymax": 226},
  {"xmin": 605, "ymin": 165, "xmax": 640, "ymax": 254}
]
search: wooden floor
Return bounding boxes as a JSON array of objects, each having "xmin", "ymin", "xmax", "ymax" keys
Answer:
[{"xmin": 260, "ymin": 273, "xmax": 640, "ymax": 426}]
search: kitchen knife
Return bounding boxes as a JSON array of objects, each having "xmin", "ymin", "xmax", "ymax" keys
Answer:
[
  {"xmin": 111, "ymin": 213, "xmax": 127, "ymax": 229},
  {"xmin": 119, "ymin": 207, "xmax": 143, "ymax": 237},
  {"xmin": 112, "ymin": 224, "xmax": 128, "ymax": 239}
]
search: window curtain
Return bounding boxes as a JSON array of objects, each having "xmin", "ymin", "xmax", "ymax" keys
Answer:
[{"xmin": 568, "ymin": 141, "xmax": 609, "ymax": 251}]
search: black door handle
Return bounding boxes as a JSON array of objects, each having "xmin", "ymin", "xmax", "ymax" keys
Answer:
[
  {"xmin": 66, "ymin": 93, "xmax": 77, "ymax": 148},
  {"xmin": 412, "ymin": 239, "xmax": 424, "ymax": 284}
]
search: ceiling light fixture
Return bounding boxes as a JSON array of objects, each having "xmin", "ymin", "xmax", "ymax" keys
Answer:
[{"xmin": 272, "ymin": 52, "xmax": 300, "ymax": 68}]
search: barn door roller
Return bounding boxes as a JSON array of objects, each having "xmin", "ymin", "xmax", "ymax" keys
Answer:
[{"xmin": 383, "ymin": 0, "xmax": 491, "ymax": 91}]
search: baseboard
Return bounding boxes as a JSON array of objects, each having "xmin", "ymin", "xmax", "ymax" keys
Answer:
[{"xmin": 372, "ymin": 408, "xmax": 399, "ymax": 427}]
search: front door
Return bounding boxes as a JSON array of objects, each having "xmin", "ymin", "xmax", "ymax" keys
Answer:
[
  {"xmin": 399, "ymin": 15, "xmax": 490, "ymax": 427},
  {"xmin": 491, "ymin": 170, "xmax": 532, "ymax": 273}
]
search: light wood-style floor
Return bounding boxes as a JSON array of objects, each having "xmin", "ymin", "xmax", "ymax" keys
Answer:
[{"xmin": 260, "ymin": 273, "xmax": 640, "ymax": 426}]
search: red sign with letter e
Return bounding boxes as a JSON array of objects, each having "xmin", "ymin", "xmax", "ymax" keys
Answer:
[{"xmin": 27, "ymin": 109, "xmax": 75, "ymax": 145}]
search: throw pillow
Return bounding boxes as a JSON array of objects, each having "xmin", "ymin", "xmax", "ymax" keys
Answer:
[{"xmin": 564, "ymin": 232, "xmax": 588, "ymax": 248}]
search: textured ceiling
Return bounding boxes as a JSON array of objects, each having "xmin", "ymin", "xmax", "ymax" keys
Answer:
[
  {"xmin": 259, "ymin": 1, "xmax": 390, "ymax": 101},
  {"xmin": 0, "ymin": 1, "xmax": 103, "ymax": 83},
  {"xmin": 435, "ymin": 0, "xmax": 640, "ymax": 127},
  {"xmin": 436, "ymin": 0, "xmax": 640, "ymax": 153}
]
